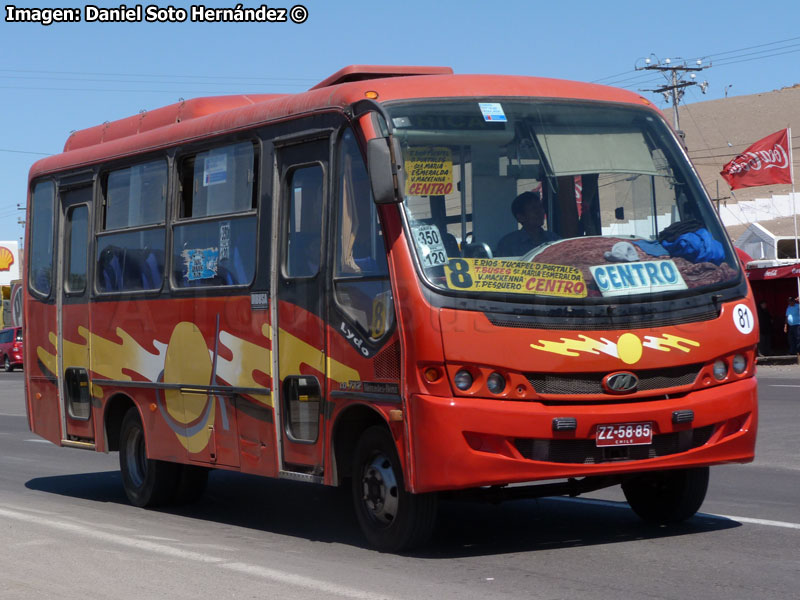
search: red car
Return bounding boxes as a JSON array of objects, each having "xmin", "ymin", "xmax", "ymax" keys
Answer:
[{"xmin": 0, "ymin": 327, "xmax": 23, "ymax": 371}]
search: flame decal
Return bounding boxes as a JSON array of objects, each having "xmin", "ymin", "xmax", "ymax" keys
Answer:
[
  {"xmin": 643, "ymin": 334, "xmax": 700, "ymax": 353},
  {"xmin": 36, "ymin": 320, "xmax": 362, "ymax": 453},
  {"xmin": 531, "ymin": 332, "xmax": 699, "ymax": 365},
  {"xmin": 530, "ymin": 335, "xmax": 618, "ymax": 358}
]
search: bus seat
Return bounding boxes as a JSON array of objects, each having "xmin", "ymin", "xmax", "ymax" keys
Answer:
[
  {"xmin": 98, "ymin": 247, "xmax": 124, "ymax": 292},
  {"xmin": 218, "ymin": 246, "xmax": 247, "ymax": 285},
  {"xmin": 142, "ymin": 251, "xmax": 164, "ymax": 290},
  {"xmin": 462, "ymin": 242, "xmax": 493, "ymax": 258},
  {"xmin": 122, "ymin": 250, "xmax": 145, "ymax": 291}
]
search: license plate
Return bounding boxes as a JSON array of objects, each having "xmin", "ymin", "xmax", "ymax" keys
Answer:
[{"xmin": 595, "ymin": 422, "xmax": 653, "ymax": 447}]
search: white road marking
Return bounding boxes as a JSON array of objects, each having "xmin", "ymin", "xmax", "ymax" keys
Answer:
[
  {"xmin": 0, "ymin": 505, "xmax": 391, "ymax": 599},
  {"xmin": 769, "ymin": 384, "xmax": 800, "ymax": 388},
  {"xmin": 550, "ymin": 497, "xmax": 800, "ymax": 531},
  {"xmin": 24, "ymin": 439, "xmax": 52, "ymax": 443},
  {"xmin": 714, "ymin": 515, "xmax": 800, "ymax": 530}
]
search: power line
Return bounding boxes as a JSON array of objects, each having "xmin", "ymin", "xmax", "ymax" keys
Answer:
[
  {"xmin": 686, "ymin": 36, "xmax": 800, "ymax": 61},
  {"xmin": 0, "ymin": 67, "xmax": 316, "ymax": 83},
  {"xmin": 0, "ymin": 148, "xmax": 52, "ymax": 156},
  {"xmin": 0, "ymin": 85, "xmax": 298, "ymax": 94},
  {"xmin": 593, "ymin": 35, "xmax": 800, "ymax": 93}
]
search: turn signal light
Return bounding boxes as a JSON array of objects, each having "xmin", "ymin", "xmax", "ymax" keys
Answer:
[{"xmin": 423, "ymin": 367, "xmax": 441, "ymax": 382}]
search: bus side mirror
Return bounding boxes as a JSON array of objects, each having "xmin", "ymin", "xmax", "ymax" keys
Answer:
[{"xmin": 368, "ymin": 137, "xmax": 404, "ymax": 204}]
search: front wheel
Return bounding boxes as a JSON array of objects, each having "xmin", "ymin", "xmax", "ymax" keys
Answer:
[
  {"xmin": 622, "ymin": 467, "xmax": 709, "ymax": 525},
  {"xmin": 352, "ymin": 426, "xmax": 438, "ymax": 552},
  {"xmin": 119, "ymin": 407, "xmax": 179, "ymax": 507}
]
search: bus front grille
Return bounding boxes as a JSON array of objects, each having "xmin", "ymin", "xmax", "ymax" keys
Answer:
[
  {"xmin": 514, "ymin": 425, "xmax": 715, "ymax": 464},
  {"xmin": 526, "ymin": 364, "xmax": 701, "ymax": 396}
]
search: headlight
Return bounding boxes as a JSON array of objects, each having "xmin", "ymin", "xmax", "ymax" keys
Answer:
[
  {"xmin": 454, "ymin": 369, "xmax": 473, "ymax": 391},
  {"xmin": 487, "ymin": 372, "xmax": 506, "ymax": 394},
  {"xmin": 732, "ymin": 354, "xmax": 747, "ymax": 374},
  {"xmin": 713, "ymin": 360, "xmax": 728, "ymax": 380}
]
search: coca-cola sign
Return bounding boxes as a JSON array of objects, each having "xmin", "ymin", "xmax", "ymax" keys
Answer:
[{"xmin": 720, "ymin": 129, "xmax": 793, "ymax": 190}]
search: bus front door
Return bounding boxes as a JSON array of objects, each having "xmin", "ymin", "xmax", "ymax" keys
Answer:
[
  {"xmin": 273, "ymin": 136, "xmax": 330, "ymax": 478},
  {"xmin": 57, "ymin": 185, "xmax": 94, "ymax": 446}
]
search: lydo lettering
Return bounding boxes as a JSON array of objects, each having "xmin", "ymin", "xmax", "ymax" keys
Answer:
[{"xmin": 727, "ymin": 144, "xmax": 789, "ymax": 174}]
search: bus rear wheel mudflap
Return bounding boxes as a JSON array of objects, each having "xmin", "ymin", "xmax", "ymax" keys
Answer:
[
  {"xmin": 621, "ymin": 466, "xmax": 709, "ymax": 525},
  {"xmin": 352, "ymin": 425, "xmax": 438, "ymax": 552}
]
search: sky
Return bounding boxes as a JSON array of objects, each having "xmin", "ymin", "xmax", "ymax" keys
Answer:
[{"xmin": 2, "ymin": 0, "xmax": 800, "ymax": 245}]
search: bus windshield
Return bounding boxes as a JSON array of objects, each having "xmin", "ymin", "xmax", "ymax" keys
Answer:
[{"xmin": 390, "ymin": 99, "xmax": 739, "ymax": 303}]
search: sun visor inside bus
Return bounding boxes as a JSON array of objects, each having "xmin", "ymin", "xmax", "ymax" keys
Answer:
[{"xmin": 535, "ymin": 126, "xmax": 659, "ymax": 177}]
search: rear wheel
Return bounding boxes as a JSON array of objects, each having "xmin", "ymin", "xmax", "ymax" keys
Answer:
[
  {"xmin": 119, "ymin": 408, "xmax": 179, "ymax": 507},
  {"xmin": 352, "ymin": 426, "xmax": 437, "ymax": 552},
  {"xmin": 622, "ymin": 467, "xmax": 709, "ymax": 525},
  {"xmin": 4, "ymin": 356, "xmax": 12, "ymax": 372}
]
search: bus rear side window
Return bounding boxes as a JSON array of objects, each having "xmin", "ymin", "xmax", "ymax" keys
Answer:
[
  {"xmin": 29, "ymin": 180, "xmax": 55, "ymax": 297},
  {"xmin": 104, "ymin": 160, "xmax": 167, "ymax": 229},
  {"xmin": 96, "ymin": 160, "xmax": 167, "ymax": 293},
  {"xmin": 180, "ymin": 142, "xmax": 256, "ymax": 218}
]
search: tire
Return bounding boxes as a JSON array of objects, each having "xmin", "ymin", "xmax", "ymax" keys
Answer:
[
  {"xmin": 3, "ymin": 356, "xmax": 12, "ymax": 372},
  {"xmin": 173, "ymin": 464, "xmax": 209, "ymax": 505},
  {"xmin": 352, "ymin": 426, "xmax": 438, "ymax": 552},
  {"xmin": 622, "ymin": 467, "xmax": 709, "ymax": 525},
  {"xmin": 118, "ymin": 407, "xmax": 180, "ymax": 507}
]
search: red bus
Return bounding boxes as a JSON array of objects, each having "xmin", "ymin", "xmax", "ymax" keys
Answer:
[{"xmin": 25, "ymin": 65, "xmax": 758, "ymax": 551}]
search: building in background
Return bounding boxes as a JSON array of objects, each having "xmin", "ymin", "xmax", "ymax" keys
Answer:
[{"xmin": 0, "ymin": 242, "xmax": 21, "ymax": 329}]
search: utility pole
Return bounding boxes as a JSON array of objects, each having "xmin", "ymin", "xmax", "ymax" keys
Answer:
[
  {"xmin": 711, "ymin": 180, "xmax": 730, "ymax": 215},
  {"xmin": 637, "ymin": 56, "xmax": 711, "ymax": 135}
]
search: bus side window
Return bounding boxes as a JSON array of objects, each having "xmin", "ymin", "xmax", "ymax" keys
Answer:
[
  {"xmin": 174, "ymin": 141, "xmax": 257, "ymax": 288},
  {"xmin": 96, "ymin": 160, "xmax": 167, "ymax": 293},
  {"xmin": 286, "ymin": 166, "xmax": 323, "ymax": 278},
  {"xmin": 29, "ymin": 180, "xmax": 55, "ymax": 297},
  {"xmin": 333, "ymin": 129, "xmax": 393, "ymax": 342}
]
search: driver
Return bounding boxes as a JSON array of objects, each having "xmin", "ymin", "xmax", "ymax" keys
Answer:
[{"xmin": 495, "ymin": 191, "xmax": 559, "ymax": 257}]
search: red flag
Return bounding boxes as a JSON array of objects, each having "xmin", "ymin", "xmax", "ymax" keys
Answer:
[{"xmin": 720, "ymin": 129, "xmax": 793, "ymax": 190}]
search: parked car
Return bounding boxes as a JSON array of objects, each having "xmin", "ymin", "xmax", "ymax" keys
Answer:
[{"xmin": 0, "ymin": 326, "xmax": 23, "ymax": 371}]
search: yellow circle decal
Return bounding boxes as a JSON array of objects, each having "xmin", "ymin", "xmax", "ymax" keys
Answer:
[{"xmin": 617, "ymin": 333, "xmax": 643, "ymax": 365}]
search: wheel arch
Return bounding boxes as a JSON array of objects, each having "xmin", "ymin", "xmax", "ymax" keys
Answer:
[
  {"xmin": 332, "ymin": 403, "xmax": 390, "ymax": 486},
  {"xmin": 104, "ymin": 393, "xmax": 137, "ymax": 452}
]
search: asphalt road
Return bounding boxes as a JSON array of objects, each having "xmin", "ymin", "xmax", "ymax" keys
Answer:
[{"xmin": 1, "ymin": 367, "xmax": 798, "ymax": 599}]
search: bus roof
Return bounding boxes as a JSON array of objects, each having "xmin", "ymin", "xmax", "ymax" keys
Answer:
[{"xmin": 29, "ymin": 65, "xmax": 654, "ymax": 181}]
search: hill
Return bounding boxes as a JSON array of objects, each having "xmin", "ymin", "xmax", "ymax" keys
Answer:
[{"xmin": 661, "ymin": 84, "xmax": 800, "ymax": 241}]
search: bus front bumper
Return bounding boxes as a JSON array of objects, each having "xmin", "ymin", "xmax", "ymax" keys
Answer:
[{"xmin": 407, "ymin": 377, "xmax": 757, "ymax": 493}]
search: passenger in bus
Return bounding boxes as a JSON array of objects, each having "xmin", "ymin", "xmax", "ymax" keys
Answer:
[{"xmin": 495, "ymin": 191, "xmax": 558, "ymax": 257}]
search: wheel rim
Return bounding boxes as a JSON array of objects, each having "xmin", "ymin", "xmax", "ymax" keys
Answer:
[
  {"xmin": 360, "ymin": 452, "xmax": 399, "ymax": 526},
  {"xmin": 124, "ymin": 426, "xmax": 147, "ymax": 488},
  {"xmin": 4, "ymin": 357, "xmax": 8, "ymax": 369}
]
